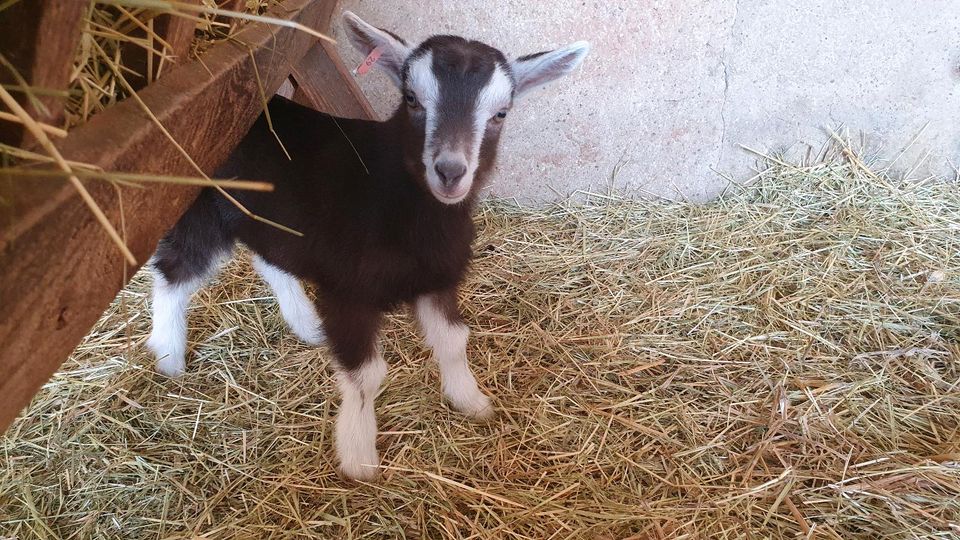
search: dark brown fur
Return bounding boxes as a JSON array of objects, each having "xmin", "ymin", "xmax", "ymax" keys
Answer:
[{"xmin": 154, "ymin": 91, "xmax": 504, "ymax": 370}]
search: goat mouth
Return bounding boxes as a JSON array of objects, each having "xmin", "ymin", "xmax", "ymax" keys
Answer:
[{"xmin": 434, "ymin": 186, "xmax": 470, "ymax": 204}]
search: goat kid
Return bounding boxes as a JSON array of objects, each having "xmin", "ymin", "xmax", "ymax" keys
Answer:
[{"xmin": 147, "ymin": 11, "xmax": 589, "ymax": 480}]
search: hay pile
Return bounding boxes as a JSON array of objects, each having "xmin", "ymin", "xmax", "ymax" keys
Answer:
[
  {"xmin": 2, "ymin": 152, "xmax": 959, "ymax": 538},
  {"xmin": 64, "ymin": 0, "xmax": 278, "ymax": 129}
]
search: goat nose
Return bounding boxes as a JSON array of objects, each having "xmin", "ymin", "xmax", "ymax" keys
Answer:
[{"xmin": 434, "ymin": 159, "xmax": 467, "ymax": 185}]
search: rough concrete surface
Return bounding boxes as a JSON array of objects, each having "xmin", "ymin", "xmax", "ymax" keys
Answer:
[{"xmin": 332, "ymin": 0, "xmax": 960, "ymax": 202}]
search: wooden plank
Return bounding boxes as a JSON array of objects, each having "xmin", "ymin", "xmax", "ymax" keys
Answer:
[
  {"xmin": 216, "ymin": 0, "xmax": 248, "ymax": 30},
  {"xmin": 291, "ymin": 40, "xmax": 378, "ymax": 120},
  {"xmin": 218, "ymin": 0, "xmax": 248, "ymax": 13},
  {"xmin": 123, "ymin": 0, "xmax": 201, "ymax": 90},
  {"xmin": 0, "ymin": 0, "xmax": 356, "ymax": 432},
  {"xmin": 0, "ymin": 0, "xmax": 88, "ymax": 146}
]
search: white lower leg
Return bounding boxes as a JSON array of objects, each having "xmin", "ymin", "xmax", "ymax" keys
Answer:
[
  {"xmin": 415, "ymin": 297, "xmax": 493, "ymax": 420},
  {"xmin": 252, "ymin": 255, "xmax": 325, "ymax": 345},
  {"xmin": 147, "ymin": 273, "xmax": 202, "ymax": 377},
  {"xmin": 335, "ymin": 354, "xmax": 387, "ymax": 480}
]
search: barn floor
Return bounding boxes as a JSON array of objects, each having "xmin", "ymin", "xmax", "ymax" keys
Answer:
[{"xmin": 2, "ymin": 152, "xmax": 960, "ymax": 539}]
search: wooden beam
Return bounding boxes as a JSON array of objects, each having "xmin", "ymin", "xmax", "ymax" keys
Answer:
[
  {"xmin": 216, "ymin": 0, "xmax": 249, "ymax": 30},
  {"xmin": 0, "ymin": 0, "xmax": 87, "ymax": 145},
  {"xmin": 218, "ymin": 0, "xmax": 248, "ymax": 13},
  {"xmin": 291, "ymin": 40, "xmax": 378, "ymax": 120},
  {"xmin": 123, "ymin": 0, "xmax": 202, "ymax": 90},
  {"xmin": 0, "ymin": 0, "xmax": 361, "ymax": 432}
]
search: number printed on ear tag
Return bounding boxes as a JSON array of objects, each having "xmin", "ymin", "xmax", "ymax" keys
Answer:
[{"xmin": 355, "ymin": 46, "xmax": 383, "ymax": 76}]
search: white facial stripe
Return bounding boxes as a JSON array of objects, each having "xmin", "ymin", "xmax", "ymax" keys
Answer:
[
  {"xmin": 475, "ymin": 65, "xmax": 514, "ymax": 121},
  {"xmin": 464, "ymin": 65, "xmax": 513, "ymax": 177},
  {"xmin": 407, "ymin": 51, "xmax": 443, "ymax": 171}
]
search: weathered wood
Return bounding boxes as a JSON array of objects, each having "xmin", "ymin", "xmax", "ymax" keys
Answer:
[
  {"xmin": 219, "ymin": 0, "xmax": 248, "ymax": 12},
  {"xmin": 0, "ymin": 0, "xmax": 87, "ymax": 145},
  {"xmin": 291, "ymin": 41, "xmax": 378, "ymax": 120},
  {"xmin": 123, "ymin": 0, "xmax": 202, "ymax": 90},
  {"xmin": 0, "ymin": 0, "xmax": 372, "ymax": 432},
  {"xmin": 216, "ymin": 0, "xmax": 248, "ymax": 29}
]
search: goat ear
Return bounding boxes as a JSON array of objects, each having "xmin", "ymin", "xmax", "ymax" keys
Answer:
[
  {"xmin": 510, "ymin": 41, "xmax": 590, "ymax": 98},
  {"xmin": 342, "ymin": 11, "xmax": 412, "ymax": 87}
]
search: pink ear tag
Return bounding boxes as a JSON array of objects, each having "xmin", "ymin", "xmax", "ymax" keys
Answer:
[{"xmin": 355, "ymin": 46, "xmax": 383, "ymax": 76}]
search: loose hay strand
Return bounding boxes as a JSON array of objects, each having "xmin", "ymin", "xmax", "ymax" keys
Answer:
[
  {"xmin": 0, "ymin": 111, "xmax": 67, "ymax": 138},
  {"xmin": 2, "ymin": 147, "xmax": 960, "ymax": 538},
  {"xmin": 98, "ymin": 0, "xmax": 335, "ymax": 44},
  {"xmin": 1, "ymin": 167, "xmax": 274, "ymax": 192}
]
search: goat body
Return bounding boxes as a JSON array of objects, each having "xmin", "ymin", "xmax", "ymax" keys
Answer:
[{"xmin": 218, "ymin": 97, "xmax": 477, "ymax": 326}]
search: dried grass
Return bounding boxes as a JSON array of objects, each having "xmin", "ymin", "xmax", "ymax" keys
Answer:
[
  {"xmin": 2, "ymin": 150, "xmax": 960, "ymax": 538},
  {"xmin": 63, "ymin": 0, "xmax": 280, "ymax": 129}
]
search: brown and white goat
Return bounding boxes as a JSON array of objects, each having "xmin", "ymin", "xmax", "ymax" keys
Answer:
[{"xmin": 147, "ymin": 11, "xmax": 589, "ymax": 480}]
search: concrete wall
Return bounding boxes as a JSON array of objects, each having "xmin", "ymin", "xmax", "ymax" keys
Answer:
[{"xmin": 332, "ymin": 1, "xmax": 960, "ymax": 202}]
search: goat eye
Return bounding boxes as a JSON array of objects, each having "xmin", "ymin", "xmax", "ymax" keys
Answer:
[
  {"xmin": 404, "ymin": 93, "xmax": 419, "ymax": 108},
  {"xmin": 492, "ymin": 110, "xmax": 507, "ymax": 122}
]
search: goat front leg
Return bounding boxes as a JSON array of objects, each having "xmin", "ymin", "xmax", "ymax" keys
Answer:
[
  {"xmin": 321, "ymin": 301, "xmax": 386, "ymax": 481},
  {"xmin": 415, "ymin": 289, "xmax": 493, "ymax": 420}
]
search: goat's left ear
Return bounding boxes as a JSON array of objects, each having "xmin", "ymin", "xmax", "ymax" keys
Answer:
[
  {"xmin": 342, "ymin": 11, "xmax": 412, "ymax": 87},
  {"xmin": 510, "ymin": 41, "xmax": 590, "ymax": 98}
]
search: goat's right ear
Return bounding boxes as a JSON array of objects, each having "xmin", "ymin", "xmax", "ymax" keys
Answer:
[{"xmin": 342, "ymin": 11, "xmax": 411, "ymax": 87}]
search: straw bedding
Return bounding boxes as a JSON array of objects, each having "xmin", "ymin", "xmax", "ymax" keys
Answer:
[
  {"xmin": 1, "ymin": 153, "xmax": 959, "ymax": 538},
  {"xmin": 64, "ymin": 1, "xmax": 270, "ymax": 129}
]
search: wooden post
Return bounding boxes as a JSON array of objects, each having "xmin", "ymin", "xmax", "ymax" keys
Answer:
[
  {"xmin": 219, "ymin": 0, "xmax": 248, "ymax": 12},
  {"xmin": 216, "ymin": 0, "xmax": 248, "ymax": 30},
  {"xmin": 0, "ymin": 0, "xmax": 88, "ymax": 145},
  {"xmin": 122, "ymin": 0, "xmax": 202, "ymax": 90},
  {"xmin": 291, "ymin": 41, "xmax": 378, "ymax": 120}
]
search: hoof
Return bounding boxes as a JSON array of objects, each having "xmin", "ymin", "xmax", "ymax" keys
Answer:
[
  {"xmin": 295, "ymin": 325, "xmax": 327, "ymax": 346},
  {"xmin": 338, "ymin": 450, "xmax": 380, "ymax": 482},
  {"xmin": 155, "ymin": 355, "xmax": 186, "ymax": 378},
  {"xmin": 451, "ymin": 390, "xmax": 495, "ymax": 421},
  {"xmin": 147, "ymin": 335, "xmax": 185, "ymax": 377}
]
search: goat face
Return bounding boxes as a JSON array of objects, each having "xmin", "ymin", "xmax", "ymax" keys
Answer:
[{"xmin": 343, "ymin": 11, "xmax": 590, "ymax": 205}]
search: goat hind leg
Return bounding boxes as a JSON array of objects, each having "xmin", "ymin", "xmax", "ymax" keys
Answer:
[
  {"xmin": 252, "ymin": 255, "xmax": 325, "ymax": 345},
  {"xmin": 147, "ymin": 271, "xmax": 207, "ymax": 377},
  {"xmin": 147, "ymin": 190, "xmax": 233, "ymax": 377}
]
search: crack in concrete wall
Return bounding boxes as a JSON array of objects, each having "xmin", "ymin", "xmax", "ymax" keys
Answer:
[{"xmin": 715, "ymin": 0, "xmax": 740, "ymax": 172}]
